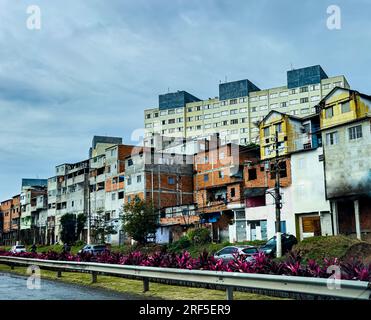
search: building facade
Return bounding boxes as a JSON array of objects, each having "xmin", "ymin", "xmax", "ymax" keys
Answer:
[
  {"xmin": 144, "ymin": 65, "xmax": 349, "ymax": 145},
  {"xmin": 318, "ymin": 87, "xmax": 371, "ymax": 240}
]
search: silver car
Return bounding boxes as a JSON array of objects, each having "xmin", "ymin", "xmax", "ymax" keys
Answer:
[
  {"xmin": 10, "ymin": 245, "xmax": 26, "ymax": 253},
  {"xmin": 214, "ymin": 245, "xmax": 258, "ymax": 262}
]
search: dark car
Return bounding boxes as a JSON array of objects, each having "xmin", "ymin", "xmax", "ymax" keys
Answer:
[
  {"xmin": 260, "ymin": 234, "xmax": 298, "ymax": 257},
  {"xmin": 78, "ymin": 244, "xmax": 108, "ymax": 255},
  {"xmin": 214, "ymin": 245, "xmax": 259, "ymax": 262}
]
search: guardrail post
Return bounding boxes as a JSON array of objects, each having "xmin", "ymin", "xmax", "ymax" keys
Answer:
[
  {"xmin": 226, "ymin": 287, "xmax": 234, "ymax": 300},
  {"xmin": 143, "ymin": 278, "xmax": 149, "ymax": 292},
  {"xmin": 57, "ymin": 270, "xmax": 62, "ymax": 278},
  {"xmin": 91, "ymin": 271, "xmax": 98, "ymax": 284}
]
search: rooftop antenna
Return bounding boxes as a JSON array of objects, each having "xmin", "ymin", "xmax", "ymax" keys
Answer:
[
  {"xmin": 290, "ymin": 63, "xmax": 294, "ymax": 70},
  {"xmin": 167, "ymin": 87, "xmax": 170, "ymax": 93},
  {"xmin": 225, "ymin": 76, "xmax": 228, "ymax": 83}
]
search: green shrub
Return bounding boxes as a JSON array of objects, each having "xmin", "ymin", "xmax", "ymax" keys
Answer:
[
  {"xmin": 187, "ymin": 228, "xmax": 211, "ymax": 245},
  {"xmin": 167, "ymin": 236, "xmax": 191, "ymax": 252}
]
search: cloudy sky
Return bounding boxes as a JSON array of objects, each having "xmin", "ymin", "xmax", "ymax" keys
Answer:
[{"xmin": 0, "ymin": 0, "xmax": 370, "ymax": 199}]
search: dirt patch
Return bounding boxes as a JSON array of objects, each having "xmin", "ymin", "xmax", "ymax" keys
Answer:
[{"xmin": 342, "ymin": 242, "xmax": 371, "ymax": 264}]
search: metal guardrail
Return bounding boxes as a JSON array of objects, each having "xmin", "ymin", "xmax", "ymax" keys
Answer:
[{"xmin": 0, "ymin": 256, "xmax": 370, "ymax": 300}]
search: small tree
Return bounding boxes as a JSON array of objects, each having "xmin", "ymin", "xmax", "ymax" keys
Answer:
[
  {"xmin": 90, "ymin": 214, "xmax": 117, "ymax": 244},
  {"xmin": 122, "ymin": 196, "xmax": 158, "ymax": 244},
  {"xmin": 60, "ymin": 213, "xmax": 77, "ymax": 244},
  {"xmin": 76, "ymin": 213, "xmax": 87, "ymax": 240}
]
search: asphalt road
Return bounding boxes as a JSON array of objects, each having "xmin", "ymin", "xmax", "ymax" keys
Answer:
[{"xmin": 0, "ymin": 272, "xmax": 143, "ymax": 300}]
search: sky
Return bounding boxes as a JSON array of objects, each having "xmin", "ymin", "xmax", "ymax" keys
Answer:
[{"xmin": 0, "ymin": 0, "xmax": 371, "ymax": 200}]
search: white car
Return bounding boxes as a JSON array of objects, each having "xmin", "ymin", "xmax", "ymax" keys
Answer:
[
  {"xmin": 10, "ymin": 245, "xmax": 26, "ymax": 253},
  {"xmin": 214, "ymin": 245, "xmax": 258, "ymax": 263}
]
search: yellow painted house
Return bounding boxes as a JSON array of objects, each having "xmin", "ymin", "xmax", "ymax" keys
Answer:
[
  {"xmin": 258, "ymin": 111, "xmax": 319, "ymax": 160},
  {"xmin": 318, "ymin": 87, "xmax": 371, "ymax": 129}
]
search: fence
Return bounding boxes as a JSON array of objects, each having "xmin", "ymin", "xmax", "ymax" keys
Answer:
[{"xmin": 0, "ymin": 256, "xmax": 369, "ymax": 300}]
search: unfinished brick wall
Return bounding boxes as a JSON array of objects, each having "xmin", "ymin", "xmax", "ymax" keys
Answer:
[{"xmin": 244, "ymin": 157, "xmax": 292, "ymax": 189}]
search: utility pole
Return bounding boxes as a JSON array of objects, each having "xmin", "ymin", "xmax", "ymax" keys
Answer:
[{"xmin": 273, "ymin": 130, "xmax": 282, "ymax": 258}]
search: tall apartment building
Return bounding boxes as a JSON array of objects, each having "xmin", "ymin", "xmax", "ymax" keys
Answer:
[
  {"xmin": 0, "ymin": 198, "xmax": 13, "ymax": 245},
  {"xmin": 47, "ymin": 160, "xmax": 90, "ymax": 244},
  {"xmin": 19, "ymin": 179, "xmax": 48, "ymax": 244},
  {"xmin": 144, "ymin": 65, "xmax": 349, "ymax": 145}
]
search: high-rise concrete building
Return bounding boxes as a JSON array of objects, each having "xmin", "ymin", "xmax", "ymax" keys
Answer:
[
  {"xmin": 47, "ymin": 160, "xmax": 90, "ymax": 244},
  {"xmin": 144, "ymin": 65, "xmax": 349, "ymax": 145}
]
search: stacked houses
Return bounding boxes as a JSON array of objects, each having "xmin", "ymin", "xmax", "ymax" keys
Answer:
[{"xmin": 1, "ymin": 67, "xmax": 370, "ymax": 246}]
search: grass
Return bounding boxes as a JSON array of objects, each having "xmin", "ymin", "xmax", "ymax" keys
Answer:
[
  {"xmin": 292, "ymin": 235, "xmax": 362, "ymax": 262},
  {"xmin": 0, "ymin": 263, "xmax": 284, "ymax": 300}
]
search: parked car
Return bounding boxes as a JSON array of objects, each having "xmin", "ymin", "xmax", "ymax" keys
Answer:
[
  {"xmin": 214, "ymin": 245, "xmax": 259, "ymax": 262},
  {"xmin": 260, "ymin": 234, "xmax": 298, "ymax": 257},
  {"xmin": 78, "ymin": 244, "xmax": 109, "ymax": 255},
  {"xmin": 10, "ymin": 245, "xmax": 26, "ymax": 254}
]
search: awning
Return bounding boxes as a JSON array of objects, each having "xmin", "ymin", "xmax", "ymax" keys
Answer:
[{"xmin": 244, "ymin": 187, "xmax": 267, "ymax": 198}]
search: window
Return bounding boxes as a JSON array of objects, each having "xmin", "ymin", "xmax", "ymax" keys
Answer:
[
  {"xmin": 325, "ymin": 107, "xmax": 333, "ymax": 118},
  {"xmin": 112, "ymin": 193, "xmax": 116, "ymax": 200},
  {"xmin": 348, "ymin": 125, "xmax": 362, "ymax": 140},
  {"xmin": 127, "ymin": 177, "xmax": 132, "ymax": 185},
  {"xmin": 137, "ymin": 175, "xmax": 142, "ymax": 183},
  {"xmin": 230, "ymin": 188, "xmax": 236, "ymax": 197},
  {"xmin": 160, "ymin": 110, "xmax": 167, "ymax": 116},
  {"xmin": 290, "ymin": 99, "xmax": 299, "ymax": 105},
  {"xmin": 251, "ymin": 107, "xmax": 257, "ymax": 112},
  {"xmin": 323, "ymin": 84, "xmax": 330, "ymax": 90},
  {"xmin": 204, "ymin": 104, "xmax": 211, "ymax": 110},
  {"xmin": 341, "ymin": 102, "xmax": 350, "ymax": 113},
  {"xmin": 281, "ymin": 102, "xmax": 287, "ymax": 108},
  {"xmin": 290, "ymin": 89, "xmax": 296, "ymax": 94},
  {"xmin": 188, "ymin": 107, "xmax": 193, "ymax": 112},
  {"xmin": 231, "ymin": 119, "xmax": 238, "ymax": 125},
  {"xmin": 221, "ymin": 111, "xmax": 228, "ymax": 116},
  {"xmin": 326, "ymin": 131, "xmax": 338, "ymax": 145},
  {"xmin": 146, "ymin": 114, "xmax": 151, "ymax": 119},
  {"xmin": 270, "ymin": 123, "xmax": 281, "ymax": 135},
  {"xmin": 71, "ymin": 201, "xmax": 74, "ymax": 207},
  {"xmin": 145, "ymin": 123, "xmax": 152, "ymax": 128},
  {"xmin": 218, "ymin": 171, "xmax": 224, "ymax": 179},
  {"xmin": 300, "ymin": 97, "xmax": 309, "ymax": 103},
  {"xmin": 168, "ymin": 177, "xmax": 175, "ymax": 185},
  {"xmin": 196, "ymin": 106, "xmax": 201, "ymax": 111},
  {"xmin": 168, "ymin": 119, "xmax": 175, "ymax": 124},
  {"xmin": 301, "ymin": 108, "xmax": 310, "ymax": 114},
  {"xmin": 264, "ymin": 127, "xmax": 270, "ymax": 137},
  {"xmin": 311, "ymin": 95, "xmax": 320, "ymax": 102},
  {"xmin": 187, "ymin": 116, "xmax": 194, "ymax": 122},
  {"xmin": 270, "ymin": 103, "xmax": 279, "ymax": 109},
  {"xmin": 168, "ymin": 109, "xmax": 175, "ymax": 115},
  {"xmin": 195, "ymin": 115, "xmax": 203, "ymax": 121},
  {"xmin": 241, "ymin": 117, "xmax": 247, "ymax": 123},
  {"xmin": 222, "ymin": 120, "xmax": 228, "ymax": 126},
  {"xmin": 300, "ymin": 86, "xmax": 308, "ymax": 93},
  {"xmin": 154, "ymin": 112, "xmax": 159, "ymax": 118},
  {"xmin": 230, "ymin": 109, "xmax": 238, "ymax": 115},
  {"xmin": 260, "ymin": 105, "xmax": 268, "ymax": 111},
  {"xmin": 118, "ymin": 191, "xmax": 124, "ymax": 199},
  {"xmin": 280, "ymin": 91, "xmax": 288, "ymax": 97},
  {"xmin": 213, "ymin": 113, "xmax": 220, "ymax": 118},
  {"xmin": 177, "ymin": 117, "xmax": 183, "ymax": 123},
  {"xmin": 128, "ymin": 159, "xmax": 133, "ymax": 166},
  {"xmin": 270, "ymin": 92, "xmax": 279, "ymax": 99},
  {"xmin": 248, "ymin": 168, "xmax": 257, "ymax": 180},
  {"xmin": 204, "ymin": 114, "xmax": 211, "ymax": 119},
  {"xmin": 203, "ymin": 174, "xmax": 209, "ymax": 182},
  {"xmin": 127, "ymin": 196, "xmax": 131, "ymax": 203},
  {"xmin": 230, "ymin": 99, "xmax": 238, "ymax": 105}
]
